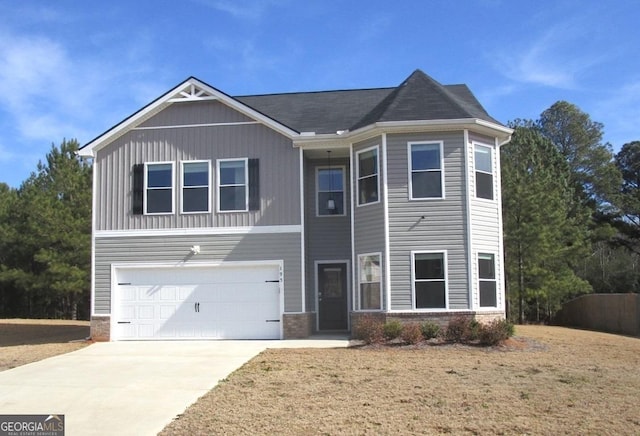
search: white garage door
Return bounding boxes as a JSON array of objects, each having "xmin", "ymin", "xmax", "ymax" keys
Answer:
[{"xmin": 112, "ymin": 264, "xmax": 282, "ymax": 340}]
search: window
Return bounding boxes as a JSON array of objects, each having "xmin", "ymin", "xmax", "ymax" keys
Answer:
[
  {"xmin": 218, "ymin": 159, "xmax": 248, "ymax": 212},
  {"xmin": 181, "ymin": 161, "xmax": 210, "ymax": 213},
  {"xmin": 409, "ymin": 142, "xmax": 443, "ymax": 199},
  {"xmin": 358, "ymin": 253, "xmax": 382, "ymax": 310},
  {"xmin": 413, "ymin": 252, "xmax": 446, "ymax": 309},
  {"xmin": 357, "ymin": 147, "xmax": 379, "ymax": 205},
  {"xmin": 475, "ymin": 144, "xmax": 493, "ymax": 200},
  {"xmin": 317, "ymin": 167, "xmax": 345, "ymax": 216},
  {"xmin": 478, "ymin": 253, "xmax": 497, "ymax": 307},
  {"xmin": 145, "ymin": 162, "xmax": 173, "ymax": 214}
]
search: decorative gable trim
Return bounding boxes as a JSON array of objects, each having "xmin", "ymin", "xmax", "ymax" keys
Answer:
[{"xmin": 78, "ymin": 77, "xmax": 299, "ymax": 158}]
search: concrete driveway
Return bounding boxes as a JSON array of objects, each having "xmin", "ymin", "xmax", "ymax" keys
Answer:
[{"xmin": 0, "ymin": 338, "xmax": 349, "ymax": 436}]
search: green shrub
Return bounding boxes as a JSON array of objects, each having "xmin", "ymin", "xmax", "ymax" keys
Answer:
[
  {"xmin": 468, "ymin": 319, "xmax": 481, "ymax": 341},
  {"xmin": 352, "ymin": 315, "xmax": 384, "ymax": 344},
  {"xmin": 478, "ymin": 319, "xmax": 514, "ymax": 346},
  {"xmin": 421, "ymin": 321, "xmax": 441, "ymax": 340},
  {"xmin": 445, "ymin": 315, "xmax": 476, "ymax": 343},
  {"xmin": 400, "ymin": 323, "xmax": 423, "ymax": 344},
  {"xmin": 383, "ymin": 320, "xmax": 403, "ymax": 340}
]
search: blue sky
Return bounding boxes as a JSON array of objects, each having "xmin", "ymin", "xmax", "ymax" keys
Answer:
[{"xmin": 0, "ymin": 0, "xmax": 638, "ymax": 187}]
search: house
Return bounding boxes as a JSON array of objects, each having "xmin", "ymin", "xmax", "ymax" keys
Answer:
[{"xmin": 78, "ymin": 69, "xmax": 512, "ymax": 341}]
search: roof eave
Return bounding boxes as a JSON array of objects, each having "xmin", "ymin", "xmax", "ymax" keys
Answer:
[{"xmin": 293, "ymin": 119, "xmax": 513, "ymax": 148}]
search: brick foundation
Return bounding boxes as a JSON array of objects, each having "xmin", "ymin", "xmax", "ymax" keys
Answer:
[
  {"xmin": 90, "ymin": 316, "xmax": 111, "ymax": 341},
  {"xmin": 282, "ymin": 313, "xmax": 314, "ymax": 338},
  {"xmin": 350, "ymin": 310, "xmax": 505, "ymax": 335}
]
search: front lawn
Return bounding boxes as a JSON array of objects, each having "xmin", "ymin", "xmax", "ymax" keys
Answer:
[{"xmin": 161, "ymin": 326, "xmax": 640, "ymax": 435}]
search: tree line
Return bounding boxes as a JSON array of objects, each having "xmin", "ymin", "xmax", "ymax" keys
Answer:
[
  {"xmin": 502, "ymin": 102, "xmax": 640, "ymax": 322},
  {"xmin": 0, "ymin": 140, "xmax": 91, "ymax": 319},
  {"xmin": 0, "ymin": 103, "xmax": 638, "ymax": 322}
]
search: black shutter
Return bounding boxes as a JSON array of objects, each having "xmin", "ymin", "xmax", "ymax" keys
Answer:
[
  {"xmin": 248, "ymin": 158, "xmax": 260, "ymax": 211},
  {"xmin": 132, "ymin": 164, "xmax": 144, "ymax": 215}
]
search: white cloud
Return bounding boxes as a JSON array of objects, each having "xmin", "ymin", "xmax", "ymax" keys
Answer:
[
  {"xmin": 192, "ymin": 0, "xmax": 282, "ymax": 20},
  {"xmin": 493, "ymin": 15, "xmax": 609, "ymax": 90}
]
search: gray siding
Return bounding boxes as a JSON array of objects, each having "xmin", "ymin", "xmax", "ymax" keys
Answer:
[
  {"xmin": 94, "ymin": 232, "xmax": 302, "ymax": 314},
  {"xmin": 468, "ymin": 132, "xmax": 503, "ymax": 309},
  {"xmin": 95, "ymin": 101, "xmax": 300, "ymax": 230},
  {"xmin": 304, "ymin": 157, "xmax": 352, "ymax": 311},
  {"xmin": 387, "ymin": 131, "xmax": 469, "ymax": 310},
  {"xmin": 352, "ymin": 136, "xmax": 386, "ymax": 310},
  {"xmin": 353, "ymin": 136, "xmax": 385, "ymax": 254}
]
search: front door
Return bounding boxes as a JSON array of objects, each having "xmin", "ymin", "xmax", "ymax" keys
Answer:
[{"xmin": 318, "ymin": 263, "xmax": 348, "ymax": 330}]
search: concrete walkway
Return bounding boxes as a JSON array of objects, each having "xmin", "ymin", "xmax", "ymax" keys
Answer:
[{"xmin": 0, "ymin": 337, "xmax": 350, "ymax": 436}]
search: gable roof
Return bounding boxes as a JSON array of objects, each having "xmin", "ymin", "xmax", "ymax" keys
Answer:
[{"xmin": 79, "ymin": 69, "xmax": 508, "ymax": 157}]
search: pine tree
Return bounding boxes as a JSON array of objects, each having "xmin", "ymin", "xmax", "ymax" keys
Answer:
[
  {"xmin": 0, "ymin": 139, "xmax": 92, "ymax": 318},
  {"xmin": 502, "ymin": 123, "xmax": 591, "ymax": 322}
]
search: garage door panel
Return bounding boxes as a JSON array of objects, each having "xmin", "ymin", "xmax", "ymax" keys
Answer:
[{"xmin": 114, "ymin": 265, "xmax": 281, "ymax": 340}]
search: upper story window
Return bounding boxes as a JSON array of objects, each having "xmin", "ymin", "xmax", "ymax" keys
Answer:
[
  {"xmin": 474, "ymin": 144, "xmax": 494, "ymax": 200},
  {"xmin": 413, "ymin": 251, "xmax": 447, "ymax": 309},
  {"xmin": 181, "ymin": 161, "xmax": 210, "ymax": 213},
  {"xmin": 409, "ymin": 141, "xmax": 443, "ymax": 199},
  {"xmin": 317, "ymin": 167, "xmax": 345, "ymax": 216},
  {"xmin": 145, "ymin": 162, "xmax": 174, "ymax": 214},
  {"xmin": 358, "ymin": 253, "xmax": 382, "ymax": 310},
  {"xmin": 357, "ymin": 146, "xmax": 379, "ymax": 206},
  {"xmin": 218, "ymin": 158, "xmax": 248, "ymax": 212},
  {"xmin": 478, "ymin": 253, "xmax": 497, "ymax": 307}
]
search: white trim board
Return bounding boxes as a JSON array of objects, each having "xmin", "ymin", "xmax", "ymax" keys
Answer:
[{"xmin": 95, "ymin": 225, "xmax": 302, "ymax": 238}]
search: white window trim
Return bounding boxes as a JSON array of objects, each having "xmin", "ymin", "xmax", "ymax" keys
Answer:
[
  {"xmin": 473, "ymin": 142, "xmax": 495, "ymax": 201},
  {"xmin": 407, "ymin": 140, "xmax": 445, "ymax": 200},
  {"xmin": 180, "ymin": 160, "xmax": 211, "ymax": 214},
  {"xmin": 355, "ymin": 145, "xmax": 380, "ymax": 207},
  {"xmin": 411, "ymin": 250, "xmax": 449, "ymax": 311},
  {"xmin": 144, "ymin": 161, "xmax": 175, "ymax": 216},
  {"xmin": 477, "ymin": 252, "xmax": 498, "ymax": 308},
  {"xmin": 316, "ymin": 165, "xmax": 346, "ymax": 217},
  {"xmin": 216, "ymin": 158, "xmax": 249, "ymax": 213},
  {"xmin": 357, "ymin": 252, "xmax": 383, "ymax": 311}
]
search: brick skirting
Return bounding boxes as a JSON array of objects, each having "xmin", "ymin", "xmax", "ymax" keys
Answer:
[
  {"xmin": 90, "ymin": 316, "xmax": 111, "ymax": 341},
  {"xmin": 282, "ymin": 313, "xmax": 314, "ymax": 338},
  {"xmin": 351, "ymin": 310, "xmax": 505, "ymax": 331}
]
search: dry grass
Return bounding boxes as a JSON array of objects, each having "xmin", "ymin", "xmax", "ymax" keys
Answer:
[
  {"xmin": 161, "ymin": 326, "xmax": 640, "ymax": 435},
  {"xmin": 0, "ymin": 319, "xmax": 90, "ymax": 371}
]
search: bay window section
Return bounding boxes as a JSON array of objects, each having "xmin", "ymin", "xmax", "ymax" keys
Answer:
[
  {"xmin": 409, "ymin": 142, "xmax": 443, "ymax": 199},
  {"xmin": 413, "ymin": 252, "xmax": 446, "ymax": 309},
  {"xmin": 357, "ymin": 147, "xmax": 379, "ymax": 206},
  {"xmin": 478, "ymin": 253, "xmax": 497, "ymax": 307},
  {"xmin": 358, "ymin": 253, "xmax": 382, "ymax": 310},
  {"xmin": 474, "ymin": 144, "xmax": 494, "ymax": 200}
]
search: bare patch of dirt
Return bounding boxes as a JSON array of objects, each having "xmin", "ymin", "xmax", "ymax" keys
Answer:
[
  {"xmin": 0, "ymin": 319, "xmax": 91, "ymax": 371},
  {"xmin": 161, "ymin": 326, "xmax": 640, "ymax": 435}
]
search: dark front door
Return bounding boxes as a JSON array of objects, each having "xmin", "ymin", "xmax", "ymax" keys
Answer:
[{"xmin": 318, "ymin": 263, "xmax": 348, "ymax": 330}]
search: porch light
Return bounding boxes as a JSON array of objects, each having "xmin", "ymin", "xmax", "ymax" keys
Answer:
[{"xmin": 326, "ymin": 150, "xmax": 336, "ymax": 211}]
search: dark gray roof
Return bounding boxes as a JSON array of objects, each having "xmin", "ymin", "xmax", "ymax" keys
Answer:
[{"xmin": 235, "ymin": 69, "xmax": 501, "ymax": 134}]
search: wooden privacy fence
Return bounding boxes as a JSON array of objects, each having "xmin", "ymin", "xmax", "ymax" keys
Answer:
[{"xmin": 555, "ymin": 293, "xmax": 640, "ymax": 337}]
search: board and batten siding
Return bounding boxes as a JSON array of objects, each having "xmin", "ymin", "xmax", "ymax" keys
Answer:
[
  {"xmin": 94, "ymin": 232, "xmax": 302, "ymax": 314},
  {"xmin": 352, "ymin": 136, "xmax": 386, "ymax": 310},
  {"xmin": 304, "ymin": 157, "xmax": 351, "ymax": 312},
  {"xmin": 386, "ymin": 131, "xmax": 469, "ymax": 310},
  {"xmin": 468, "ymin": 132, "xmax": 503, "ymax": 309},
  {"xmin": 94, "ymin": 100, "xmax": 300, "ymax": 231}
]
